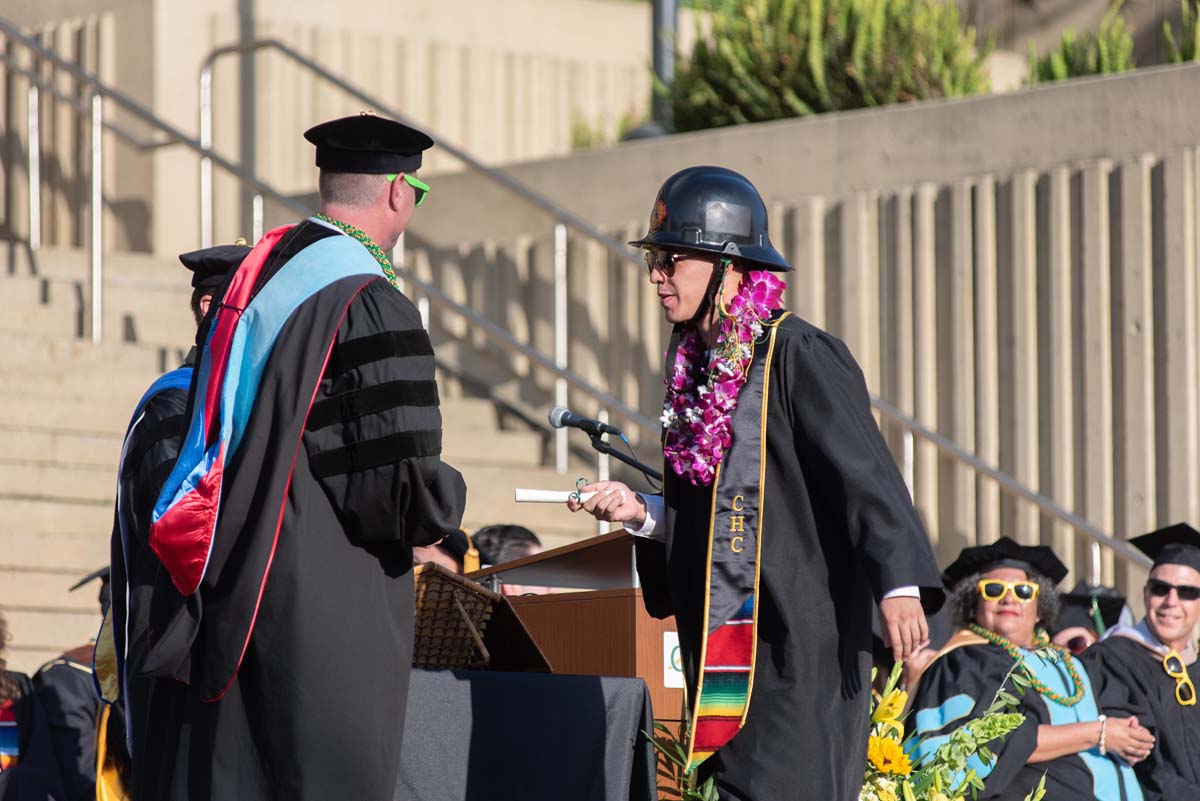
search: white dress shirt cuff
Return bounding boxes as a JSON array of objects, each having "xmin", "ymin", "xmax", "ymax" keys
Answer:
[
  {"xmin": 882, "ymin": 585, "xmax": 921, "ymax": 600},
  {"xmin": 624, "ymin": 493, "xmax": 666, "ymax": 541}
]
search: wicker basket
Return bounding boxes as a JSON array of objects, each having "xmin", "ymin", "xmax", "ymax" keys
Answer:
[{"xmin": 412, "ymin": 562, "xmax": 503, "ymax": 669}]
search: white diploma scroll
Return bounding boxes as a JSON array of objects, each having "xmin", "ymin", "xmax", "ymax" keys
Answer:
[{"xmin": 513, "ymin": 488, "xmax": 608, "ymax": 504}]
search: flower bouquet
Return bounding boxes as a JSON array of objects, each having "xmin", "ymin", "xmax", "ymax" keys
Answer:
[{"xmin": 860, "ymin": 661, "xmax": 1046, "ymax": 801}]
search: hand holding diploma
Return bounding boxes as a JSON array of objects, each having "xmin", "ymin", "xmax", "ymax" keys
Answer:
[{"xmin": 565, "ymin": 480, "xmax": 647, "ymax": 527}]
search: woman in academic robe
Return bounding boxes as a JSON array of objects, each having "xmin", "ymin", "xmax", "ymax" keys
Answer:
[
  {"xmin": 910, "ymin": 538, "xmax": 1154, "ymax": 801},
  {"xmin": 1084, "ymin": 523, "xmax": 1200, "ymax": 801},
  {"xmin": 0, "ymin": 611, "xmax": 66, "ymax": 801}
]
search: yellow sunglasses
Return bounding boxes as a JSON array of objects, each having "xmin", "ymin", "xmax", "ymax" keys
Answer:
[
  {"xmin": 1163, "ymin": 650, "xmax": 1197, "ymax": 706},
  {"xmin": 976, "ymin": 579, "xmax": 1040, "ymax": 604}
]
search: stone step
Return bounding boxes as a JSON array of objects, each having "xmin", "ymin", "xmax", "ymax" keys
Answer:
[
  {"xmin": 1, "ymin": 531, "xmax": 110, "ymax": 571},
  {"xmin": 0, "ymin": 498, "xmax": 113, "ymax": 536},
  {"xmin": 0, "ymin": 425, "xmax": 122, "ymax": 467},
  {"xmin": 0, "ymin": 567, "xmax": 101, "ymax": 613},
  {"xmin": 0, "ymin": 462, "xmax": 114, "ymax": 504},
  {"xmin": 5, "ymin": 246, "xmax": 182, "ymax": 287},
  {"xmin": 1, "ymin": 608, "xmax": 100, "ymax": 673},
  {"xmin": 0, "ymin": 331, "xmax": 175, "ymax": 374},
  {"xmin": 0, "ymin": 392, "xmax": 139, "ymax": 435},
  {"xmin": 2, "ymin": 647, "xmax": 64, "ymax": 677}
]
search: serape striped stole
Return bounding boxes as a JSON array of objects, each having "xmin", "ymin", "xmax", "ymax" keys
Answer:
[{"xmin": 685, "ymin": 311, "xmax": 789, "ymax": 771}]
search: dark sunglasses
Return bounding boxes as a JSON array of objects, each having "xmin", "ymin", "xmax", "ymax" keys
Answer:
[
  {"xmin": 644, "ymin": 250, "xmax": 683, "ymax": 277},
  {"xmin": 1147, "ymin": 578, "xmax": 1200, "ymax": 602},
  {"xmin": 1163, "ymin": 650, "xmax": 1197, "ymax": 706}
]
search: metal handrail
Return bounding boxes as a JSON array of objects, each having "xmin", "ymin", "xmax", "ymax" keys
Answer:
[
  {"xmin": 871, "ymin": 396, "xmax": 1153, "ymax": 571},
  {"xmin": 197, "ymin": 37, "xmax": 641, "ymax": 269},
  {"xmin": 0, "ymin": 16, "xmax": 656, "ymax": 439}
]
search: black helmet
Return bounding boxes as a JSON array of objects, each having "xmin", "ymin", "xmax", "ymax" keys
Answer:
[{"xmin": 629, "ymin": 166, "xmax": 791, "ymax": 272}]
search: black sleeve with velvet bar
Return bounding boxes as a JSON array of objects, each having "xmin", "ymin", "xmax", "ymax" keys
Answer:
[{"xmin": 303, "ymin": 279, "xmax": 465, "ymax": 547}]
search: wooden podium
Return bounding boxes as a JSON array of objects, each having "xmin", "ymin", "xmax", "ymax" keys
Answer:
[{"xmin": 467, "ymin": 531, "xmax": 684, "ymax": 724}]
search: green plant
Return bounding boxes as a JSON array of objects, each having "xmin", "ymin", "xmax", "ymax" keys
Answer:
[
  {"xmin": 1026, "ymin": 2, "xmax": 1134, "ymax": 84},
  {"xmin": 569, "ymin": 110, "xmax": 649, "ymax": 152},
  {"xmin": 1164, "ymin": 0, "xmax": 1200, "ymax": 62},
  {"xmin": 647, "ymin": 720, "xmax": 718, "ymax": 801},
  {"xmin": 669, "ymin": 0, "xmax": 991, "ymax": 132}
]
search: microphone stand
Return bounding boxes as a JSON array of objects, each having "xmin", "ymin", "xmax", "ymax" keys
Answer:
[{"xmin": 586, "ymin": 431, "xmax": 663, "ymax": 484}]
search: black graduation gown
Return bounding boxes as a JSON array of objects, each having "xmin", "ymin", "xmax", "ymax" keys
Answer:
[
  {"xmin": 1085, "ymin": 635, "xmax": 1200, "ymax": 801},
  {"xmin": 637, "ymin": 315, "xmax": 945, "ymax": 801},
  {"xmin": 0, "ymin": 672, "xmax": 67, "ymax": 801},
  {"xmin": 132, "ymin": 221, "xmax": 466, "ymax": 801},
  {"xmin": 910, "ymin": 642, "xmax": 1146, "ymax": 801},
  {"xmin": 108, "ymin": 354, "xmax": 190, "ymax": 801},
  {"xmin": 31, "ymin": 648, "xmax": 105, "ymax": 801}
]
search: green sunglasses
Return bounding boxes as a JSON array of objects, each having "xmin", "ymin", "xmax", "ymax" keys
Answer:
[{"xmin": 386, "ymin": 173, "xmax": 430, "ymax": 207}]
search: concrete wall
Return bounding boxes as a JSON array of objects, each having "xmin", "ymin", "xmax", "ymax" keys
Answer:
[{"xmin": 402, "ymin": 64, "xmax": 1200, "ymax": 592}]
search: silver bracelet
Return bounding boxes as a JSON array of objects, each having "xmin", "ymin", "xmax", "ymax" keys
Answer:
[{"xmin": 1098, "ymin": 714, "xmax": 1108, "ymax": 756}]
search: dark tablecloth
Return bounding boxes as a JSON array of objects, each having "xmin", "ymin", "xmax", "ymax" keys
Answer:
[{"xmin": 398, "ymin": 669, "xmax": 657, "ymax": 801}]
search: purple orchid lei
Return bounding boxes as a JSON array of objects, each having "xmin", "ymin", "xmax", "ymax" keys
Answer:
[{"xmin": 661, "ymin": 270, "xmax": 787, "ymax": 486}]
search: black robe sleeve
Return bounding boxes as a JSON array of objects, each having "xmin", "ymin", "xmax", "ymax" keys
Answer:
[
  {"xmin": 634, "ymin": 536, "xmax": 673, "ymax": 618},
  {"xmin": 303, "ymin": 281, "xmax": 465, "ymax": 547},
  {"xmin": 31, "ymin": 662, "xmax": 98, "ymax": 801},
  {"xmin": 785, "ymin": 330, "xmax": 944, "ymax": 610}
]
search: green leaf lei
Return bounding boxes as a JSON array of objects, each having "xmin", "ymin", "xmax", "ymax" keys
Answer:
[
  {"xmin": 315, "ymin": 213, "xmax": 400, "ymax": 290},
  {"xmin": 968, "ymin": 622, "xmax": 1086, "ymax": 707}
]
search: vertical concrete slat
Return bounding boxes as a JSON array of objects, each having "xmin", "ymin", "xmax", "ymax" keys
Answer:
[
  {"xmin": 1037, "ymin": 167, "xmax": 1077, "ymax": 578},
  {"xmin": 1080, "ymin": 161, "xmax": 1115, "ymax": 585},
  {"xmin": 975, "ymin": 176, "xmax": 1001, "ymax": 539},
  {"xmin": 1111, "ymin": 156, "xmax": 1156, "ymax": 600},
  {"xmin": 839, "ymin": 192, "xmax": 876, "ymax": 385},
  {"xmin": 913, "ymin": 184, "xmax": 940, "ymax": 551},
  {"xmin": 1011, "ymin": 172, "xmax": 1041, "ymax": 544},
  {"xmin": 789, "ymin": 197, "xmax": 826, "ymax": 328},
  {"xmin": 937, "ymin": 181, "xmax": 976, "ymax": 549},
  {"xmin": 1152, "ymin": 150, "xmax": 1200, "ymax": 524}
]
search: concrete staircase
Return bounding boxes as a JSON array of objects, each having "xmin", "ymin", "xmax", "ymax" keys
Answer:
[{"xmin": 0, "ymin": 246, "xmax": 596, "ymax": 674}]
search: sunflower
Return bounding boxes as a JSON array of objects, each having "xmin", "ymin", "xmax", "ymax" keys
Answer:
[{"xmin": 867, "ymin": 735, "xmax": 913, "ymax": 776}]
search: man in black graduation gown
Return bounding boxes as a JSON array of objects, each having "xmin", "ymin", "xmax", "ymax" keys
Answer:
[
  {"xmin": 1084, "ymin": 523, "xmax": 1200, "ymax": 801},
  {"xmin": 96, "ymin": 243, "xmax": 248, "ymax": 801},
  {"xmin": 112, "ymin": 114, "xmax": 465, "ymax": 801},
  {"xmin": 569, "ymin": 166, "xmax": 944, "ymax": 801}
]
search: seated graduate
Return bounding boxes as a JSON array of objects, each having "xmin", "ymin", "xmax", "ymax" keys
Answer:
[
  {"xmin": 0, "ymin": 609, "xmax": 67, "ymax": 800},
  {"xmin": 1050, "ymin": 582, "xmax": 1128, "ymax": 657},
  {"xmin": 1083, "ymin": 523, "xmax": 1200, "ymax": 801},
  {"xmin": 910, "ymin": 537, "xmax": 1153, "ymax": 801}
]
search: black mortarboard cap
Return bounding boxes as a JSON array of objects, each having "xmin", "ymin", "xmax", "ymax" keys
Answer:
[
  {"xmin": 70, "ymin": 565, "xmax": 111, "ymax": 614},
  {"xmin": 1049, "ymin": 581, "xmax": 1127, "ymax": 636},
  {"xmin": 304, "ymin": 113, "xmax": 434, "ymax": 175},
  {"xmin": 179, "ymin": 244, "xmax": 251, "ymax": 292},
  {"xmin": 1130, "ymin": 522, "xmax": 1200, "ymax": 572},
  {"xmin": 942, "ymin": 536, "xmax": 1069, "ymax": 586},
  {"xmin": 69, "ymin": 565, "xmax": 110, "ymax": 592}
]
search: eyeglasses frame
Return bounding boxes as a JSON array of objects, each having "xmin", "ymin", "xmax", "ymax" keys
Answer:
[
  {"xmin": 976, "ymin": 578, "xmax": 1041, "ymax": 604},
  {"xmin": 1162, "ymin": 649, "xmax": 1197, "ymax": 706},
  {"xmin": 385, "ymin": 172, "xmax": 430, "ymax": 207}
]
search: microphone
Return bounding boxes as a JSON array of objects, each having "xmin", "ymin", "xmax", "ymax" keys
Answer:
[{"xmin": 548, "ymin": 406, "xmax": 622, "ymax": 438}]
